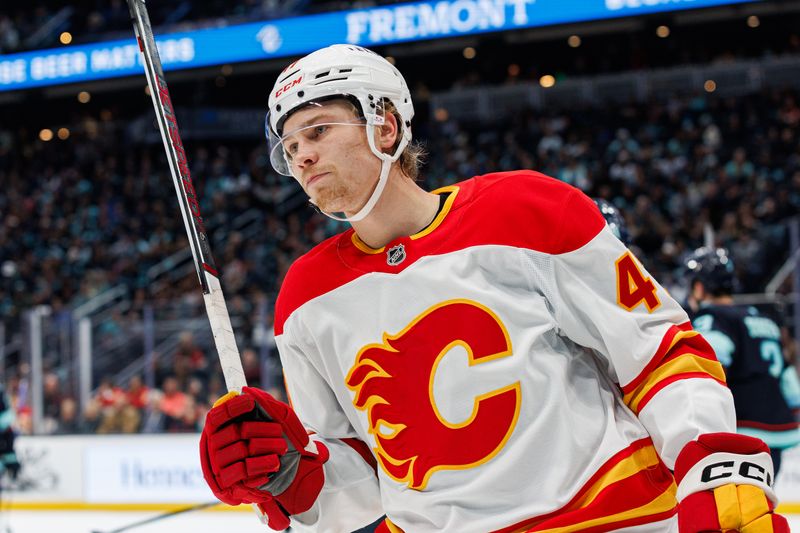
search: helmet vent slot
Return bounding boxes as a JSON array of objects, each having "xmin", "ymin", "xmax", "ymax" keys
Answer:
[
  {"xmin": 277, "ymin": 69, "xmax": 300, "ymax": 83},
  {"xmin": 314, "ymin": 77, "xmax": 349, "ymax": 85},
  {"xmin": 315, "ymin": 70, "xmax": 331, "ymax": 79}
]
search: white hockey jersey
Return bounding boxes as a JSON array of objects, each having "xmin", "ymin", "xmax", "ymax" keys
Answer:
[{"xmin": 273, "ymin": 171, "xmax": 735, "ymax": 532}]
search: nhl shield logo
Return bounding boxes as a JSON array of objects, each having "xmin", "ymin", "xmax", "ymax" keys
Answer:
[{"xmin": 386, "ymin": 244, "xmax": 406, "ymax": 266}]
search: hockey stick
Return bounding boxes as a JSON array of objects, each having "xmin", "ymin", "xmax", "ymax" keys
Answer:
[
  {"xmin": 127, "ymin": 3, "xmax": 299, "ymax": 526},
  {"xmin": 90, "ymin": 501, "xmax": 219, "ymax": 533},
  {"xmin": 126, "ymin": 0, "xmax": 246, "ymax": 393}
]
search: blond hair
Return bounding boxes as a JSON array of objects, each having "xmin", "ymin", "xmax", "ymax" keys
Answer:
[{"xmin": 383, "ymin": 100, "xmax": 426, "ymax": 181}]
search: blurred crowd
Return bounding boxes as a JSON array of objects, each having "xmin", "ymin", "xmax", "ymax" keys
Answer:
[
  {"xmin": 1, "ymin": 75, "xmax": 799, "ymax": 434},
  {"xmin": 7, "ymin": 330, "xmax": 281, "ymax": 435}
]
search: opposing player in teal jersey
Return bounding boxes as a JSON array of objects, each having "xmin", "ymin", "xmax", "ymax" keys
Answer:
[{"xmin": 686, "ymin": 246, "xmax": 800, "ymax": 474}]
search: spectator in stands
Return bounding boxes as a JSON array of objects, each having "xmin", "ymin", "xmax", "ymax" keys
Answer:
[
  {"xmin": 608, "ymin": 149, "xmax": 641, "ymax": 187},
  {"xmin": 0, "ymin": 16, "xmax": 20, "ymax": 53},
  {"xmin": 42, "ymin": 372, "xmax": 64, "ymax": 434},
  {"xmin": 77, "ymin": 399, "xmax": 101, "ymax": 434},
  {"xmin": 125, "ymin": 375, "xmax": 149, "ymax": 411},
  {"xmin": 725, "ymin": 147, "xmax": 755, "ymax": 180},
  {"xmin": 95, "ymin": 376, "xmax": 125, "ymax": 409},
  {"xmin": 176, "ymin": 331, "xmax": 208, "ymax": 375},
  {"xmin": 158, "ymin": 376, "xmax": 189, "ymax": 432},
  {"xmin": 140, "ymin": 389, "xmax": 165, "ymax": 434},
  {"xmin": 557, "ymin": 155, "xmax": 591, "ymax": 191},
  {"xmin": 241, "ymin": 348, "xmax": 262, "ymax": 386},
  {"xmin": 55, "ymin": 397, "xmax": 81, "ymax": 434},
  {"xmin": 95, "ymin": 391, "xmax": 141, "ymax": 435}
]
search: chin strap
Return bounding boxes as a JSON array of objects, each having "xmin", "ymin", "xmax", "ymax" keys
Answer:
[{"xmin": 313, "ymin": 156, "xmax": 392, "ymax": 223}]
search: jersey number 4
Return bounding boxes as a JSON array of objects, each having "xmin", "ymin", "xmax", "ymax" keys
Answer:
[{"xmin": 615, "ymin": 252, "xmax": 661, "ymax": 313}]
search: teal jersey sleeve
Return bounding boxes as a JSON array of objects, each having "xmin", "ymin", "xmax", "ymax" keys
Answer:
[
  {"xmin": 692, "ymin": 313, "xmax": 735, "ymax": 368},
  {"xmin": 780, "ymin": 365, "xmax": 800, "ymax": 410}
]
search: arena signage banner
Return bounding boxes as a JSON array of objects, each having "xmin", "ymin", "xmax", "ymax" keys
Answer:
[
  {"xmin": 7, "ymin": 435, "xmax": 84, "ymax": 501},
  {"xmin": 83, "ymin": 434, "xmax": 214, "ymax": 503},
  {"xmin": 5, "ymin": 433, "xmax": 800, "ymax": 508},
  {"xmin": 0, "ymin": 0, "xmax": 759, "ymax": 92}
]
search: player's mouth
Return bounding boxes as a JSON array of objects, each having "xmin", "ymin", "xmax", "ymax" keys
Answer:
[{"xmin": 305, "ymin": 172, "xmax": 329, "ymax": 188}]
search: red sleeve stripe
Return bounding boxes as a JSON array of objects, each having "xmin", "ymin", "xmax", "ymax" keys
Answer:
[
  {"xmin": 623, "ymin": 323, "xmax": 695, "ymax": 392},
  {"xmin": 658, "ymin": 344, "xmax": 720, "ymax": 367},
  {"xmin": 633, "ymin": 371, "xmax": 727, "ymax": 416},
  {"xmin": 620, "ymin": 323, "xmax": 727, "ymax": 415},
  {"xmin": 623, "ymin": 352, "xmax": 727, "ymax": 414},
  {"xmin": 341, "ymin": 437, "xmax": 378, "ymax": 475}
]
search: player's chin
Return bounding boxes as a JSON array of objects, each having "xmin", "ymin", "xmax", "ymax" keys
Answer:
[
  {"xmin": 311, "ymin": 197, "xmax": 340, "ymax": 214},
  {"xmin": 313, "ymin": 191, "xmax": 353, "ymax": 215}
]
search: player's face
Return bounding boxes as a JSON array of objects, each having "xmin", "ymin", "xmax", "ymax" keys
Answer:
[{"xmin": 281, "ymin": 101, "xmax": 382, "ymax": 215}]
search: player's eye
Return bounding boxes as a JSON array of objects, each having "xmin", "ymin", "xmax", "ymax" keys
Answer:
[
  {"xmin": 311, "ymin": 125, "xmax": 328, "ymax": 138},
  {"xmin": 285, "ymin": 142, "xmax": 298, "ymax": 160}
]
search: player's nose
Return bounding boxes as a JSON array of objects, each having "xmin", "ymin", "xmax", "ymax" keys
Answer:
[{"xmin": 294, "ymin": 141, "xmax": 318, "ymax": 170}]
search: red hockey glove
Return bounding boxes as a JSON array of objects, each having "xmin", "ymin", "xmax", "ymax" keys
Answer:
[
  {"xmin": 674, "ymin": 433, "xmax": 789, "ymax": 533},
  {"xmin": 199, "ymin": 387, "xmax": 329, "ymax": 531}
]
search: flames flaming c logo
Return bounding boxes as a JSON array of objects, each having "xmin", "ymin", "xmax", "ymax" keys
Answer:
[{"xmin": 346, "ymin": 299, "xmax": 521, "ymax": 490}]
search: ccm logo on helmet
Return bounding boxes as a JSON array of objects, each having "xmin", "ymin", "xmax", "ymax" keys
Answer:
[
  {"xmin": 701, "ymin": 460, "xmax": 773, "ymax": 486},
  {"xmin": 275, "ymin": 75, "xmax": 303, "ymax": 99}
]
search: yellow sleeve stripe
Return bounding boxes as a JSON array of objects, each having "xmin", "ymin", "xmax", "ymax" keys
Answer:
[
  {"xmin": 623, "ymin": 328, "xmax": 700, "ymax": 393},
  {"xmin": 533, "ymin": 488, "xmax": 677, "ymax": 533},
  {"xmin": 623, "ymin": 353, "xmax": 726, "ymax": 414},
  {"xmin": 565, "ymin": 445, "xmax": 661, "ymax": 511},
  {"xmin": 525, "ymin": 443, "xmax": 676, "ymax": 532}
]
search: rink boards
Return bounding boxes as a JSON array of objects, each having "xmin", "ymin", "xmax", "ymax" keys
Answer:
[{"xmin": 6, "ymin": 433, "xmax": 800, "ymax": 513}]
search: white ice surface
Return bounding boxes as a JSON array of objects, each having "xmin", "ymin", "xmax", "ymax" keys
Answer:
[{"xmin": 0, "ymin": 511, "xmax": 799, "ymax": 533}]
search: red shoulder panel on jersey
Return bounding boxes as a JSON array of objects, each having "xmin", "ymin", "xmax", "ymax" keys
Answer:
[
  {"xmin": 274, "ymin": 171, "xmax": 606, "ymax": 334},
  {"xmin": 470, "ymin": 170, "xmax": 605, "ymax": 255},
  {"xmin": 273, "ymin": 232, "xmax": 357, "ymax": 335}
]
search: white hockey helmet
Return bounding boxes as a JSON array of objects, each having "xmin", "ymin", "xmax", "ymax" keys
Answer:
[{"xmin": 266, "ymin": 44, "xmax": 415, "ymax": 222}]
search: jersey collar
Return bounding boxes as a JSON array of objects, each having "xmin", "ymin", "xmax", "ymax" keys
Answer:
[{"xmin": 350, "ymin": 185, "xmax": 460, "ymax": 254}]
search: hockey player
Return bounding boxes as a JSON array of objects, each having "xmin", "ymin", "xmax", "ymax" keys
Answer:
[
  {"xmin": 0, "ymin": 384, "xmax": 19, "ymax": 485},
  {"xmin": 199, "ymin": 45, "xmax": 788, "ymax": 532},
  {"xmin": 685, "ymin": 246, "xmax": 800, "ymax": 474}
]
